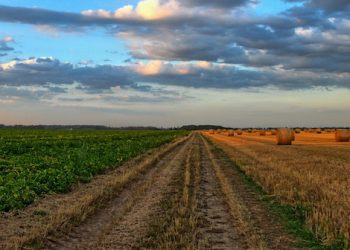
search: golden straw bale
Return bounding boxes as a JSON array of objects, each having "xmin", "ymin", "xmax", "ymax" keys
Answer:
[
  {"xmin": 227, "ymin": 130, "xmax": 235, "ymax": 136},
  {"xmin": 276, "ymin": 128, "xmax": 294, "ymax": 145},
  {"xmin": 335, "ymin": 129, "xmax": 350, "ymax": 142}
]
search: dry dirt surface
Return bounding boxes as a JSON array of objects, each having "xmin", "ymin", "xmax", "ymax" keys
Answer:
[{"xmin": 1, "ymin": 132, "xmax": 301, "ymax": 250}]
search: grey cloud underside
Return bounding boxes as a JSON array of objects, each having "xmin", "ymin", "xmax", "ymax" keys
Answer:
[
  {"xmin": 0, "ymin": 41, "xmax": 14, "ymax": 52},
  {"xmin": 125, "ymin": 23, "xmax": 350, "ymax": 73},
  {"xmin": 0, "ymin": 5, "xmax": 223, "ymax": 28},
  {"xmin": 0, "ymin": 3, "xmax": 350, "ymax": 90},
  {"xmin": 177, "ymin": 0, "xmax": 253, "ymax": 8},
  {"xmin": 284, "ymin": 0, "xmax": 350, "ymax": 13},
  {"xmin": 1, "ymin": 57, "xmax": 348, "ymax": 92},
  {"xmin": 0, "ymin": 86, "xmax": 56, "ymax": 101},
  {"xmin": 0, "ymin": 58, "xmax": 133, "ymax": 90},
  {"xmin": 0, "ymin": 5, "xmax": 116, "ymax": 26},
  {"xmin": 135, "ymin": 67, "xmax": 350, "ymax": 90}
]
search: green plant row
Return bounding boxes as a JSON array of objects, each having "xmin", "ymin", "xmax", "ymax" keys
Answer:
[{"xmin": 0, "ymin": 129, "xmax": 187, "ymax": 212}]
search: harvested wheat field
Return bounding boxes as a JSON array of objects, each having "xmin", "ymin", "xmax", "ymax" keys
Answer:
[
  {"xmin": 203, "ymin": 130, "xmax": 350, "ymax": 249},
  {"xmin": 1, "ymin": 131, "xmax": 311, "ymax": 250}
]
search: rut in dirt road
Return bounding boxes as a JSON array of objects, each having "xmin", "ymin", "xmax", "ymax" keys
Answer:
[
  {"xmin": 201, "ymin": 134, "xmax": 299, "ymax": 250},
  {"xmin": 45, "ymin": 135, "xmax": 194, "ymax": 250},
  {"xmin": 197, "ymin": 138, "xmax": 243, "ymax": 249},
  {"xmin": 140, "ymin": 133, "xmax": 246, "ymax": 249}
]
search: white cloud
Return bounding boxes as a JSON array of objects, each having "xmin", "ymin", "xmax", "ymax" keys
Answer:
[
  {"xmin": 0, "ymin": 58, "xmax": 44, "ymax": 71},
  {"xmin": 114, "ymin": 5, "xmax": 134, "ymax": 18},
  {"xmin": 295, "ymin": 27, "xmax": 315, "ymax": 38},
  {"xmin": 82, "ymin": 0, "xmax": 181, "ymax": 20}
]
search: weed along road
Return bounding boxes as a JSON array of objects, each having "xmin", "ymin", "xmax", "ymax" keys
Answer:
[{"xmin": 2, "ymin": 132, "xmax": 333, "ymax": 249}]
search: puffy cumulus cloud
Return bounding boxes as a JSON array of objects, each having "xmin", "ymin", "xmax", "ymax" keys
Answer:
[
  {"xmin": 134, "ymin": 0, "xmax": 180, "ymax": 20},
  {"xmin": 115, "ymin": 10, "xmax": 350, "ymax": 73},
  {"xmin": 82, "ymin": 0, "xmax": 181, "ymax": 20},
  {"xmin": 0, "ymin": 1, "xmax": 350, "ymax": 91},
  {"xmin": 134, "ymin": 60, "xmax": 190, "ymax": 75},
  {"xmin": 81, "ymin": 0, "xmax": 252, "ymax": 21},
  {"xmin": 2, "ymin": 56, "xmax": 349, "ymax": 93},
  {"xmin": 132, "ymin": 60, "xmax": 350, "ymax": 90},
  {"xmin": 0, "ymin": 57, "xmax": 191, "ymax": 105},
  {"xmin": 0, "ymin": 57, "xmax": 134, "ymax": 91}
]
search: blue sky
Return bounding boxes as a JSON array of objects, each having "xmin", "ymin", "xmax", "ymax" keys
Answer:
[
  {"xmin": 0, "ymin": 0, "xmax": 349, "ymax": 127},
  {"xmin": 0, "ymin": 0, "xmax": 296, "ymax": 64}
]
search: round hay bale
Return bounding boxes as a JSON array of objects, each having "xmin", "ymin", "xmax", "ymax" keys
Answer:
[
  {"xmin": 294, "ymin": 129, "xmax": 301, "ymax": 134},
  {"xmin": 236, "ymin": 130, "xmax": 243, "ymax": 135},
  {"xmin": 316, "ymin": 128, "xmax": 322, "ymax": 134},
  {"xmin": 227, "ymin": 130, "xmax": 234, "ymax": 136},
  {"xmin": 270, "ymin": 130, "xmax": 277, "ymax": 135},
  {"xmin": 276, "ymin": 128, "xmax": 294, "ymax": 145},
  {"xmin": 259, "ymin": 131, "xmax": 266, "ymax": 136},
  {"xmin": 335, "ymin": 129, "xmax": 350, "ymax": 142},
  {"xmin": 209, "ymin": 129, "xmax": 214, "ymax": 134}
]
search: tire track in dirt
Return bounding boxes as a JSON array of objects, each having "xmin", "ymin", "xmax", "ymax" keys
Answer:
[
  {"xmin": 197, "ymin": 136, "xmax": 243, "ymax": 249},
  {"xmin": 137, "ymin": 132, "xmax": 299, "ymax": 250},
  {"xmin": 44, "ymin": 135, "xmax": 194, "ymax": 250},
  {"xmin": 201, "ymin": 134, "xmax": 299, "ymax": 250}
]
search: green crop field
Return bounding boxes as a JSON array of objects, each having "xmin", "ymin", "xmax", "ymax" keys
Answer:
[{"xmin": 0, "ymin": 129, "xmax": 187, "ymax": 212}]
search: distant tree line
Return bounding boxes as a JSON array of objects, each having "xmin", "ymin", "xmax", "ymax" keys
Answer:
[{"xmin": 0, "ymin": 124, "xmax": 348, "ymax": 131}]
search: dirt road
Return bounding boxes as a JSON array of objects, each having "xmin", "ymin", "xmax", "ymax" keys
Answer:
[{"xmin": 1, "ymin": 133, "xmax": 299, "ymax": 249}]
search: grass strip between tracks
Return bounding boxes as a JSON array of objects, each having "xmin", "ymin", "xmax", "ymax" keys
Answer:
[{"xmin": 141, "ymin": 136, "xmax": 205, "ymax": 249}]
